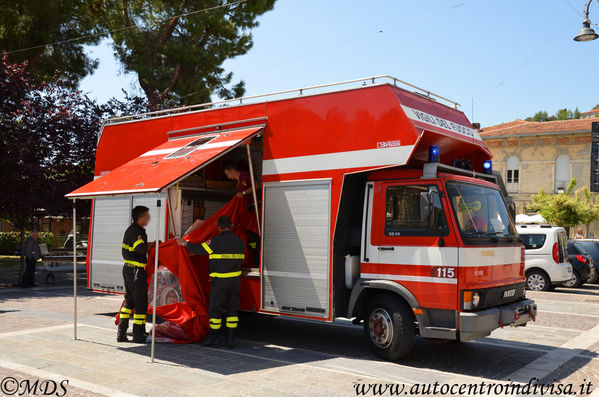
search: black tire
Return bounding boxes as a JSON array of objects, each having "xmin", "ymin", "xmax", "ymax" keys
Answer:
[
  {"xmin": 363, "ymin": 294, "xmax": 414, "ymax": 361},
  {"xmin": 525, "ymin": 269, "xmax": 551, "ymax": 291},
  {"xmin": 588, "ymin": 269, "xmax": 598, "ymax": 284},
  {"xmin": 562, "ymin": 271, "xmax": 582, "ymax": 288}
]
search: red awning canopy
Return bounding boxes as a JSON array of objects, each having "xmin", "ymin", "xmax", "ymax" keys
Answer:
[{"xmin": 67, "ymin": 126, "xmax": 263, "ymax": 198}]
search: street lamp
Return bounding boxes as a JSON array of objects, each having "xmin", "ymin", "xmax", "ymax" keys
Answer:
[{"xmin": 574, "ymin": 0, "xmax": 599, "ymax": 42}]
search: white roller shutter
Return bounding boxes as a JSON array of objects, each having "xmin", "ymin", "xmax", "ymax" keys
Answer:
[
  {"xmin": 89, "ymin": 194, "xmax": 166, "ymax": 292},
  {"xmin": 261, "ymin": 180, "xmax": 331, "ymax": 317}
]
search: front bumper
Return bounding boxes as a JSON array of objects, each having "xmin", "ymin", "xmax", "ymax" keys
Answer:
[{"xmin": 459, "ymin": 299, "xmax": 537, "ymax": 342}]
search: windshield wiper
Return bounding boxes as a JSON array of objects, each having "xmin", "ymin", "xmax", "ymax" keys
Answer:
[
  {"xmin": 463, "ymin": 230, "xmax": 486, "ymax": 236},
  {"xmin": 463, "ymin": 231, "xmax": 507, "ymax": 241}
]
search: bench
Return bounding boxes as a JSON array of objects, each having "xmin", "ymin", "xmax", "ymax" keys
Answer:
[{"xmin": 39, "ymin": 244, "xmax": 86, "ymax": 284}]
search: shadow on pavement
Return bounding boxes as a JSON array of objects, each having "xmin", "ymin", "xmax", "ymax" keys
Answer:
[{"xmin": 114, "ymin": 312, "xmax": 598, "ymax": 381}]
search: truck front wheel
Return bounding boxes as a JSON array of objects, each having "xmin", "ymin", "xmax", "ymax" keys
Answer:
[{"xmin": 363, "ymin": 294, "xmax": 414, "ymax": 360}]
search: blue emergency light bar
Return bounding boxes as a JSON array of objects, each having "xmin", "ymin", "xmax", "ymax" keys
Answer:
[
  {"xmin": 483, "ymin": 160, "xmax": 493, "ymax": 174},
  {"xmin": 428, "ymin": 145, "xmax": 440, "ymax": 163}
]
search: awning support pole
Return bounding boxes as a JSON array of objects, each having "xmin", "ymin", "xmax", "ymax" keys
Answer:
[
  {"xmin": 245, "ymin": 144, "xmax": 261, "ymax": 236},
  {"xmin": 150, "ymin": 195, "xmax": 161, "ymax": 362},
  {"xmin": 72, "ymin": 199, "xmax": 77, "ymax": 340}
]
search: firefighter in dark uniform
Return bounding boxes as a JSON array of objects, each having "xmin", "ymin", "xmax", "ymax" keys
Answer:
[
  {"xmin": 176, "ymin": 215, "xmax": 244, "ymax": 348},
  {"xmin": 117, "ymin": 206, "xmax": 155, "ymax": 343}
]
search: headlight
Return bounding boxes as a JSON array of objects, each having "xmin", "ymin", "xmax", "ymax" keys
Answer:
[
  {"xmin": 463, "ymin": 291, "xmax": 481, "ymax": 310},
  {"xmin": 472, "ymin": 292, "xmax": 480, "ymax": 308}
]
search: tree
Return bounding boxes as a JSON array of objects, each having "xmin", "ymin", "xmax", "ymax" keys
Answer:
[
  {"xmin": 0, "ymin": 0, "xmax": 101, "ymax": 86},
  {"xmin": 575, "ymin": 186, "xmax": 599, "ymax": 235},
  {"xmin": 527, "ymin": 107, "xmax": 582, "ymax": 122},
  {"xmin": 0, "ymin": 56, "xmax": 152, "ymax": 283},
  {"xmin": 530, "ymin": 110, "xmax": 549, "ymax": 122},
  {"xmin": 93, "ymin": 0, "xmax": 276, "ymax": 107},
  {"xmin": 527, "ymin": 179, "xmax": 599, "ymax": 235},
  {"xmin": 528, "ymin": 179, "xmax": 580, "ymax": 234}
]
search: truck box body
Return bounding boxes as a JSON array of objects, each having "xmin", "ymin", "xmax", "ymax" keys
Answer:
[{"xmin": 68, "ymin": 77, "xmax": 535, "ymax": 359}]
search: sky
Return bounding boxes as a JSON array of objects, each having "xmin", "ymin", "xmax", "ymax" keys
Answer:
[{"xmin": 78, "ymin": 0, "xmax": 599, "ymax": 127}]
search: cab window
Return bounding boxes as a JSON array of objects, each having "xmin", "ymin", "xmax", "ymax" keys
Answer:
[{"xmin": 384, "ymin": 185, "xmax": 448, "ymax": 237}]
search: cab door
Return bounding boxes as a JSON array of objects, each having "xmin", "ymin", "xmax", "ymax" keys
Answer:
[{"xmin": 362, "ymin": 180, "xmax": 459, "ymax": 310}]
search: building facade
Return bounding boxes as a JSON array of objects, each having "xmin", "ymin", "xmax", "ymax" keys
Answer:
[{"xmin": 480, "ymin": 118, "xmax": 596, "ymax": 235}]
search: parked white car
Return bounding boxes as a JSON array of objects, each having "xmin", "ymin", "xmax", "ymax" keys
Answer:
[{"xmin": 517, "ymin": 225, "xmax": 573, "ymax": 291}]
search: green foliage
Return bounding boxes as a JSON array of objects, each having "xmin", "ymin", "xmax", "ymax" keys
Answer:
[
  {"xmin": 1, "ymin": 1, "xmax": 276, "ymax": 106},
  {"xmin": 530, "ymin": 110, "xmax": 549, "ymax": 122},
  {"xmin": 94, "ymin": 0, "xmax": 276, "ymax": 107},
  {"xmin": 0, "ymin": 232, "xmax": 54, "ymax": 255},
  {"xmin": 526, "ymin": 107, "xmax": 582, "ymax": 122},
  {"xmin": 0, "ymin": 0, "xmax": 101, "ymax": 86},
  {"xmin": 528, "ymin": 179, "xmax": 599, "ymax": 233}
]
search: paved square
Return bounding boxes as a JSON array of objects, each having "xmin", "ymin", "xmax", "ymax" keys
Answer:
[{"xmin": 1, "ymin": 284, "xmax": 598, "ymax": 396}]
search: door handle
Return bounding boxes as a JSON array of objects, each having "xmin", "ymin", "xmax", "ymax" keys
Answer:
[{"xmin": 378, "ymin": 247, "xmax": 395, "ymax": 251}]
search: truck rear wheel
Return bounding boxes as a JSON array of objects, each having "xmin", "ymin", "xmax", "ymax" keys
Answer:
[{"xmin": 363, "ymin": 294, "xmax": 414, "ymax": 361}]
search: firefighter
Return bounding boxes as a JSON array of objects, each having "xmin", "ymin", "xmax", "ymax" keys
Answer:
[
  {"xmin": 118, "ymin": 206, "xmax": 155, "ymax": 343},
  {"xmin": 224, "ymin": 164, "xmax": 260, "ymax": 265},
  {"xmin": 176, "ymin": 215, "xmax": 244, "ymax": 348}
]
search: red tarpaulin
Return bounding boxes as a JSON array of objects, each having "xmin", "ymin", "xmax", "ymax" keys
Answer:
[{"xmin": 116, "ymin": 195, "xmax": 255, "ymax": 343}]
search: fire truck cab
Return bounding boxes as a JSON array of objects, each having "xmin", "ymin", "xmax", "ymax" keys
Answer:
[{"xmin": 68, "ymin": 76, "xmax": 536, "ymax": 360}]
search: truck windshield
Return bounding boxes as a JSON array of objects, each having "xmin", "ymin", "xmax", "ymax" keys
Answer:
[{"xmin": 446, "ymin": 182, "xmax": 517, "ymax": 244}]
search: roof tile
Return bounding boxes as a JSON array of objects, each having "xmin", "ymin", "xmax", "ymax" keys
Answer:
[{"xmin": 480, "ymin": 118, "xmax": 597, "ymax": 137}]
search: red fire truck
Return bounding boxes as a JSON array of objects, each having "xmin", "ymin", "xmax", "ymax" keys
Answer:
[{"xmin": 68, "ymin": 76, "xmax": 536, "ymax": 360}]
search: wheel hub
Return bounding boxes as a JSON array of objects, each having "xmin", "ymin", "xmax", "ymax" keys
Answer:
[
  {"xmin": 527, "ymin": 274, "xmax": 545, "ymax": 291},
  {"xmin": 368, "ymin": 308, "xmax": 393, "ymax": 348}
]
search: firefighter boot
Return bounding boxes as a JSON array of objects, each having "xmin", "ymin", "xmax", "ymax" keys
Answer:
[
  {"xmin": 117, "ymin": 318, "xmax": 129, "ymax": 342},
  {"xmin": 226, "ymin": 329, "xmax": 235, "ymax": 349},
  {"xmin": 200, "ymin": 329, "xmax": 220, "ymax": 348},
  {"xmin": 132, "ymin": 323, "xmax": 148, "ymax": 343}
]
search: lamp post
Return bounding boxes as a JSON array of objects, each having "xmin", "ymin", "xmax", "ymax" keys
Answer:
[{"xmin": 574, "ymin": 0, "xmax": 599, "ymax": 42}]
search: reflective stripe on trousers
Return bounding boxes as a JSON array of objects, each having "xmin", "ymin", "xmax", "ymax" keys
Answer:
[
  {"xmin": 209, "ymin": 318, "xmax": 222, "ymax": 329},
  {"xmin": 209, "ymin": 271, "xmax": 242, "ymax": 278},
  {"xmin": 133, "ymin": 313, "xmax": 146, "ymax": 325},
  {"xmin": 120, "ymin": 307, "xmax": 132, "ymax": 319},
  {"xmin": 226, "ymin": 316, "xmax": 238, "ymax": 329}
]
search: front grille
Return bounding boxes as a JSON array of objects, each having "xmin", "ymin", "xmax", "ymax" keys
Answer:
[{"xmin": 477, "ymin": 282, "xmax": 526, "ymax": 310}]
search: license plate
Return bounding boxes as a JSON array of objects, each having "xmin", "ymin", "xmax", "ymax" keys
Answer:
[{"xmin": 503, "ymin": 289, "xmax": 516, "ymax": 298}]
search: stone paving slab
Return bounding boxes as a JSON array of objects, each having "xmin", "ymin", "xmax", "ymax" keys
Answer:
[{"xmin": 0, "ymin": 365, "xmax": 101, "ymax": 397}]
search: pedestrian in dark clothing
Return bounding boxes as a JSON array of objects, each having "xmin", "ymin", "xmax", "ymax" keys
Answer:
[
  {"xmin": 177, "ymin": 215, "xmax": 245, "ymax": 348},
  {"xmin": 117, "ymin": 206, "xmax": 155, "ymax": 343},
  {"xmin": 21, "ymin": 230, "xmax": 41, "ymax": 287}
]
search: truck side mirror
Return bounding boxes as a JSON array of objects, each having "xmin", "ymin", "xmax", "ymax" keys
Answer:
[{"xmin": 507, "ymin": 201, "xmax": 516, "ymax": 220}]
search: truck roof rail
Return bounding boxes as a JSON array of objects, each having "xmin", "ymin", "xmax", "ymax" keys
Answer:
[{"xmin": 103, "ymin": 75, "xmax": 461, "ymax": 126}]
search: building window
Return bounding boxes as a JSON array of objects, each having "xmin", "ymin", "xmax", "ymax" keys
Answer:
[
  {"xmin": 555, "ymin": 154, "xmax": 570, "ymax": 193},
  {"xmin": 506, "ymin": 156, "xmax": 519, "ymax": 193}
]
